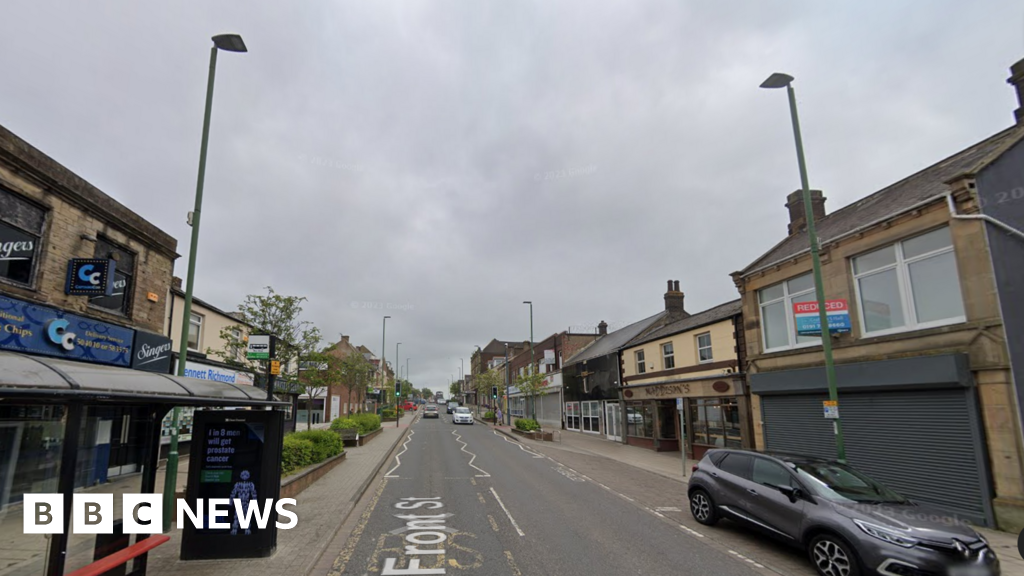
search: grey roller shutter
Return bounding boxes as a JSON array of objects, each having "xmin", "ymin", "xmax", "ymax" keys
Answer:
[
  {"xmin": 761, "ymin": 394, "xmax": 837, "ymax": 457},
  {"xmin": 761, "ymin": 389, "xmax": 992, "ymax": 526}
]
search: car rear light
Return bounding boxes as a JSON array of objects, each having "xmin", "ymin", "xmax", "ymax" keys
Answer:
[{"xmin": 691, "ymin": 465, "xmax": 699, "ymax": 472}]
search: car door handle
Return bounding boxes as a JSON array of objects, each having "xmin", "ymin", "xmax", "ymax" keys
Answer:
[
  {"xmin": 747, "ymin": 489, "xmax": 758, "ymax": 496},
  {"xmin": 710, "ymin": 472, "xmax": 718, "ymax": 478}
]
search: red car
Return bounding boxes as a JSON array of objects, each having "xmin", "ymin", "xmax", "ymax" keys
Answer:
[{"xmin": 402, "ymin": 401, "xmax": 417, "ymax": 411}]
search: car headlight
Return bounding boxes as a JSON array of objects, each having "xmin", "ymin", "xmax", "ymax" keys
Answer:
[{"xmin": 853, "ymin": 519, "xmax": 918, "ymax": 548}]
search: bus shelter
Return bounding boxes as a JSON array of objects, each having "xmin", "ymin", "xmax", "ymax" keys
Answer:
[{"xmin": 0, "ymin": 350, "xmax": 288, "ymax": 576}]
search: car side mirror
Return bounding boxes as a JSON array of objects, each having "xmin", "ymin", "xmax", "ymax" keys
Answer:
[{"xmin": 777, "ymin": 485, "xmax": 800, "ymax": 503}]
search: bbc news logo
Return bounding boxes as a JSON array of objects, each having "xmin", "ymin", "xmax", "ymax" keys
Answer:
[{"xmin": 23, "ymin": 494, "xmax": 298, "ymax": 534}]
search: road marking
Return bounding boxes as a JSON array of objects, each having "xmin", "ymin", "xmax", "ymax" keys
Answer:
[
  {"xmin": 385, "ymin": 428, "xmax": 415, "ymax": 478},
  {"xmin": 493, "ymin": 430, "xmax": 544, "ymax": 458},
  {"xmin": 487, "ymin": 515, "xmax": 499, "ymax": 532},
  {"xmin": 504, "ymin": 550, "xmax": 524, "ymax": 576},
  {"xmin": 476, "ymin": 493, "xmax": 486, "ymax": 505},
  {"xmin": 655, "ymin": 506, "xmax": 682, "ymax": 512},
  {"xmin": 470, "ymin": 478, "xmax": 477, "ymax": 486},
  {"xmin": 552, "ymin": 466, "xmax": 585, "ymax": 482},
  {"xmin": 489, "ymin": 487, "xmax": 524, "ymax": 537},
  {"xmin": 728, "ymin": 550, "xmax": 766, "ymax": 569},
  {"xmin": 451, "ymin": 429, "xmax": 490, "ymax": 477}
]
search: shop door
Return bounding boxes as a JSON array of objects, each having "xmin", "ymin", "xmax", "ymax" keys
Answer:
[
  {"xmin": 605, "ymin": 402, "xmax": 621, "ymax": 442},
  {"xmin": 106, "ymin": 407, "xmax": 144, "ymax": 478},
  {"xmin": 581, "ymin": 401, "xmax": 601, "ymax": 433},
  {"xmin": 761, "ymin": 389, "xmax": 994, "ymax": 527}
]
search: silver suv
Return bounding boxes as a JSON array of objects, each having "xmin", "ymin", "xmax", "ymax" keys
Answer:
[{"xmin": 687, "ymin": 449, "xmax": 999, "ymax": 576}]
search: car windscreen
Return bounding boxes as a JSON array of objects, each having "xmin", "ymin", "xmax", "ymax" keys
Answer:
[
  {"xmin": 793, "ymin": 461, "xmax": 908, "ymax": 504},
  {"xmin": 455, "ymin": 408, "xmax": 470, "ymax": 413}
]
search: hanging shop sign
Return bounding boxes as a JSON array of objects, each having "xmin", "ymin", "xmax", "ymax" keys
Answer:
[
  {"xmin": 0, "ymin": 293, "xmax": 133, "ymax": 367},
  {"xmin": 131, "ymin": 330, "xmax": 174, "ymax": 373},
  {"xmin": 64, "ymin": 258, "xmax": 116, "ymax": 296},
  {"xmin": 794, "ymin": 299, "xmax": 852, "ymax": 336}
]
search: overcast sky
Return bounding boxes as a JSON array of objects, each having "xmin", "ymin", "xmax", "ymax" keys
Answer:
[{"xmin": 2, "ymin": 2, "xmax": 1022, "ymax": 394}]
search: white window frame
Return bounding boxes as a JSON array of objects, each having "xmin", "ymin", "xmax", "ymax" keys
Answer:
[
  {"xmin": 758, "ymin": 273, "xmax": 821, "ymax": 353},
  {"xmin": 635, "ymin": 350, "xmax": 646, "ymax": 374},
  {"xmin": 852, "ymin": 227, "xmax": 966, "ymax": 338},
  {"xmin": 231, "ymin": 328, "xmax": 243, "ymax": 360},
  {"xmin": 661, "ymin": 342, "xmax": 675, "ymax": 370},
  {"xmin": 696, "ymin": 332, "xmax": 713, "ymax": 363},
  {"xmin": 187, "ymin": 313, "xmax": 203, "ymax": 351}
]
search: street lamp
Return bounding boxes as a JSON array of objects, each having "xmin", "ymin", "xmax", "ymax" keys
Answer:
[
  {"xmin": 523, "ymin": 301, "xmax": 534, "ymax": 367},
  {"xmin": 382, "ymin": 315, "xmax": 391, "ymax": 406},
  {"xmin": 760, "ymin": 72, "xmax": 846, "ymax": 462},
  {"xmin": 164, "ymin": 33, "xmax": 247, "ymax": 532},
  {"xmin": 395, "ymin": 342, "xmax": 402, "ymax": 404}
]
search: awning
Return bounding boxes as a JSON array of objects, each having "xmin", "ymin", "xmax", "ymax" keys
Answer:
[{"xmin": 0, "ymin": 351, "xmax": 287, "ymax": 407}]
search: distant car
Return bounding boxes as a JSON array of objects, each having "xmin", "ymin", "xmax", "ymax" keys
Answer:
[
  {"xmin": 687, "ymin": 449, "xmax": 1000, "ymax": 576},
  {"xmin": 423, "ymin": 405, "xmax": 439, "ymax": 419},
  {"xmin": 402, "ymin": 401, "xmax": 416, "ymax": 412},
  {"xmin": 452, "ymin": 407, "xmax": 474, "ymax": 425},
  {"xmin": 446, "ymin": 401, "xmax": 459, "ymax": 414}
]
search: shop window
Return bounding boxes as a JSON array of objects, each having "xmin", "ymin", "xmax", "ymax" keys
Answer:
[
  {"xmin": 853, "ymin": 226, "xmax": 965, "ymax": 336},
  {"xmin": 89, "ymin": 237, "xmax": 135, "ymax": 315},
  {"xmin": 690, "ymin": 398, "xmax": 742, "ymax": 448},
  {"xmin": 626, "ymin": 401, "xmax": 654, "ymax": 438},
  {"xmin": 188, "ymin": 313, "xmax": 203, "ymax": 351},
  {"xmin": 696, "ymin": 332, "xmax": 713, "ymax": 363},
  {"xmin": 0, "ymin": 188, "xmax": 46, "ymax": 286},
  {"xmin": 581, "ymin": 400, "xmax": 601, "ymax": 433},
  {"xmin": 661, "ymin": 342, "xmax": 675, "ymax": 370},
  {"xmin": 0, "ymin": 405, "xmax": 64, "ymax": 575},
  {"xmin": 758, "ymin": 273, "xmax": 820, "ymax": 352},
  {"xmin": 565, "ymin": 402, "xmax": 580, "ymax": 430},
  {"xmin": 635, "ymin": 350, "xmax": 646, "ymax": 374}
]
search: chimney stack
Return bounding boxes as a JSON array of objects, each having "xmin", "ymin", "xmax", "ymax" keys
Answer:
[
  {"xmin": 786, "ymin": 189, "xmax": 827, "ymax": 235},
  {"xmin": 664, "ymin": 279, "xmax": 687, "ymax": 319},
  {"xmin": 172, "ymin": 276, "xmax": 183, "ymax": 290},
  {"xmin": 1009, "ymin": 58, "xmax": 1024, "ymax": 125},
  {"xmin": 598, "ymin": 321, "xmax": 608, "ymax": 336},
  {"xmin": 341, "ymin": 335, "xmax": 350, "ymax": 345}
]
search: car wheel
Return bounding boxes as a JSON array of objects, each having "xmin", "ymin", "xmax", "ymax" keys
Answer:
[
  {"xmin": 808, "ymin": 533, "xmax": 860, "ymax": 576},
  {"xmin": 688, "ymin": 489, "xmax": 718, "ymax": 526}
]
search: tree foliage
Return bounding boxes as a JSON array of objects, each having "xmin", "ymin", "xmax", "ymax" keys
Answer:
[
  {"xmin": 474, "ymin": 368, "xmax": 504, "ymax": 414},
  {"xmin": 299, "ymin": 348, "xmax": 341, "ymax": 428},
  {"xmin": 339, "ymin": 352, "xmax": 374, "ymax": 413},
  {"xmin": 210, "ymin": 286, "xmax": 321, "ymax": 394},
  {"xmin": 515, "ymin": 368, "xmax": 547, "ymax": 421}
]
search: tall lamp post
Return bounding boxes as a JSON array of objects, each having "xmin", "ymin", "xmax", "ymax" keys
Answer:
[
  {"xmin": 760, "ymin": 72, "xmax": 846, "ymax": 462},
  {"xmin": 381, "ymin": 315, "xmax": 391, "ymax": 412},
  {"xmin": 164, "ymin": 33, "xmax": 247, "ymax": 532},
  {"xmin": 523, "ymin": 301, "xmax": 535, "ymax": 420},
  {"xmin": 504, "ymin": 342, "xmax": 511, "ymax": 426}
]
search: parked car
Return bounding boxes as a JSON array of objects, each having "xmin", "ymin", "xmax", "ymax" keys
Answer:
[
  {"xmin": 452, "ymin": 407, "xmax": 474, "ymax": 425},
  {"xmin": 402, "ymin": 401, "xmax": 417, "ymax": 412},
  {"xmin": 423, "ymin": 405, "xmax": 439, "ymax": 419},
  {"xmin": 687, "ymin": 449, "xmax": 999, "ymax": 576},
  {"xmin": 446, "ymin": 401, "xmax": 459, "ymax": 414}
]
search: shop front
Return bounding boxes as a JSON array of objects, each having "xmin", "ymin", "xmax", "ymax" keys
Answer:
[{"xmin": 621, "ymin": 375, "xmax": 750, "ymax": 456}]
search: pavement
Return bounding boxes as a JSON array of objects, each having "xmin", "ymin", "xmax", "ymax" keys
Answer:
[{"xmin": 319, "ymin": 412, "xmax": 771, "ymax": 576}]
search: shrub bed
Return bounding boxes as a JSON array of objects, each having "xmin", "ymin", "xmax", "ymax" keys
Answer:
[
  {"xmin": 330, "ymin": 417, "xmax": 358, "ymax": 432},
  {"xmin": 514, "ymin": 418, "xmax": 541, "ymax": 432},
  {"xmin": 282, "ymin": 430, "xmax": 344, "ymax": 476},
  {"xmin": 351, "ymin": 413, "xmax": 381, "ymax": 434},
  {"xmin": 484, "ymin": 411, "xmax": 495, "ymax": 419}
]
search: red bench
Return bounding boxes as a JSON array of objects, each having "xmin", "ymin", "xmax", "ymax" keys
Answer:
[{"xmin": 66, "ymin": 535, "xmax": 170, "ymax": 576}]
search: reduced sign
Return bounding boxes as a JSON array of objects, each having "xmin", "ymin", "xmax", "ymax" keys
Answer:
[{"xmin": 793, "ymin": 299, "xmax": 851, "ymax": 336}]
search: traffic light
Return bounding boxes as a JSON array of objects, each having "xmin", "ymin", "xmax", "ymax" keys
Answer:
[
  {"xmin": 491, "ymin": 386, "xmax": 498, "ymax": 399},
  {"xmin": 396, "ymin": 381, "xmax": 402, "ymax": 397}
]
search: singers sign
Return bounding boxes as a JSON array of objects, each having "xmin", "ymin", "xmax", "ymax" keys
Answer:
[{"xmin": 793, "ymin": 299, "xmax": 851, "ymax": 336}]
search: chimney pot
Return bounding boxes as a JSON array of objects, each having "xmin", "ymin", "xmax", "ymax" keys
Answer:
[
  {"xmin": 667, "ymin": 280, "xmax": 673, "ymax": 291},
  {"xmin": 673, "ymin": 280, "xmax": 680, "ymax": 292},
  {"xmin": 1009, "ymin": 58, "xmax": 1024, "ymax": 125},
  {"xmin": 786, "ymin": 190, "xmax": 827, "ymax": 236},
  {"xmin": 598, "ymin": 321, "xmax": 608, "ymax": 336}
]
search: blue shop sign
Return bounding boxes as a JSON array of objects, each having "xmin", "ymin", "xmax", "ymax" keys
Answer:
[
  {"xmin": 0, "ymin": 294, "xmax": 134, "ymax": 367},
  {"xmin": 65, "ymin": 258, "xmax": 116, "ymax": 296}
]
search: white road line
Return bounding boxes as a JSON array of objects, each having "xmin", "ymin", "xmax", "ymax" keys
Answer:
[
  {"xmin": 493, "ymin": 430, "xmax": 544, "ymax": 458},
  {"xmin": 728, "ymin": 550, "xmax": 766, "ymax": 569},
  {"xmin": 489, "ymin": 487, "xmax": 525, "ymax": 537},
  {"xmin": 384, "ymin": 428, "xmax": 415, "ymax": 478},
  {"xmin": 452, "ymin": 429, "xmax": 491, "ymax": 477}
]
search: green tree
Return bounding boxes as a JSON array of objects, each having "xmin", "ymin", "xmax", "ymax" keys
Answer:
[
  {"xmin": 340, "ymin": 353, "xmax": 374, "ymax": 414},
  {"xmin": 515, "ymin": 367, "xmax": 547, "ymax": 422},
  {"xmin": 474, "ymin": 368, "xmax": 503, "ymax": 416},
  {"xmin": 449, "ymin": 381, "xmax": 460, "ymax": 398},
  {"xmin": 209, "ymin": 287, "xmax": 321, "ymax": 395}
]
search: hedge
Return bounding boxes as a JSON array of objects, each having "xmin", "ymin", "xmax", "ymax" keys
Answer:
[
  {"xmin": 282, "ymin": 430, "xmax": 343, "ymax": 476},
  {"xmin": 350, "ymin": 413, "xmax": 381, "ymax": 434},
  {"xmin": 330, "ymin": 417, "xmax": 358, "ymax": 432},
  {"xmin": 484, "ymin": 411, "xmax": 495, "ymax": 419},
  {"xmin": 514, "ymin": 418, "xmax": 541, "ymax": 432}
]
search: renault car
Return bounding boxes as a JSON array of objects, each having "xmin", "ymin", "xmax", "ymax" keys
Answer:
[
  {"xmin": 687, "ymin": 449, "xmax": 999, "ymax": 576},
  {"xmin": 452, "ymin": 407, "xmax": 474, "ymax": 425}
]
